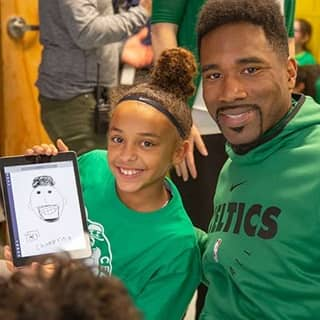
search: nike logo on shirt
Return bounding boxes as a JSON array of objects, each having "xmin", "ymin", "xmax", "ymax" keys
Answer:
[{"xmin": 230, "ymin": 181, "xmax": 247, "ymax": 192}]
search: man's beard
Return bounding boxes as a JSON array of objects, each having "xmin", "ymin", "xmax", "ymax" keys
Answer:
[{"xmin": 215, "ymin": 105, "xmax": 263, "ymax": 154}]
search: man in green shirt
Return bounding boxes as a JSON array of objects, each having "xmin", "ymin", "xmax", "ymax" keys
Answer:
[{"xmin": 197, "ymin": 0, "xmax": 320, "ymax": 318}]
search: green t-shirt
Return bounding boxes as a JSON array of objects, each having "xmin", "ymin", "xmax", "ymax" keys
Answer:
[
  {"xmin": 296, "ymin": 50, "xmax": 317, "ymax": 66},
  {"xmin": 201, "ymin": 95, "xmax": 320, "ymax": 319},
  {"xmin": 78, "ymin": 150, "xmax": 201, "ymax": 320}
]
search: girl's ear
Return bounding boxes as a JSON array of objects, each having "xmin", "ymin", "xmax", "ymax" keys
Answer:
[{"xmin": 172, "ymin": 140, "xmax": 189, "ymax": 165}]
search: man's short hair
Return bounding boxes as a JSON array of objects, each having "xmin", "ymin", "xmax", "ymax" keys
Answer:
[{"xmin": 197, "ymin": 0, "xmax": 289, "ymax": 59}]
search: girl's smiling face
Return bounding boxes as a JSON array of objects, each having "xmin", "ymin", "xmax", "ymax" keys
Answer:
[{"xmin": 107, "ymin": 101, "xmax": 187, "ymax": 200}]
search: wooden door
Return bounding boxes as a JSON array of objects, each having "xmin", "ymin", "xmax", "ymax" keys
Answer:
[{"xmin": 0, "ymin": 0, "xmax": 51, "ymax": 156}]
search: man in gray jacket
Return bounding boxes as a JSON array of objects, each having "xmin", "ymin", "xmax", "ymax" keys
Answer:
[{"xmin": 36, "ymin": 0, "xmax": 150, "ymax": 154}]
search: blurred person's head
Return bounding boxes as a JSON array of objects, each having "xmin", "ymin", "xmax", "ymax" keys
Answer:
[
  {"xmin": 294, "ymin": 18, "xmax": 313, "ymax": 53},
  {"xmin": 0, "ymin": 256, "xmax": 141, "ymax": 320}
]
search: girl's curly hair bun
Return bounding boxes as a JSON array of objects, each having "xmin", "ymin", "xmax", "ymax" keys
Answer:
[{"xmin": 151, "ymin": 47, "xmax": 197, "ymax": 101}]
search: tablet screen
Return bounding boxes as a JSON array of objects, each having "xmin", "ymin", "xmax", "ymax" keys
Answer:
[{"xmin": 0, "ymin": 153, "xmax": 91, "ymax": 266}]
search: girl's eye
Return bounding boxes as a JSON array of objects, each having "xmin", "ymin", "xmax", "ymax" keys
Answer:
[
  {"xmin": 111, "ymin": 136, "xmax": 123, "ymax": 144},
  {"xmin": 141, "ymin": 140, "xmax": 154, "ymax": 148}
]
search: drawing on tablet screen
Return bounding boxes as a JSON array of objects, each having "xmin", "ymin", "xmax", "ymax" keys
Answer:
[{"xmin": 29, "ymin": 175, "xmax": 65, "ymax": 223}]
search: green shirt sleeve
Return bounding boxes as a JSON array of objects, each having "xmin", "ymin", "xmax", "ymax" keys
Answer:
[
  {"xmin": 284, "ymin": 0, "xmax": 296, "ymax": 37},
  {"xmin": 151, "ymin": 0, "xmax": 187, "ymax": 25},
  {"xmin": 194, "ymin": 227, "xmax": 208, "ymax": 255}
]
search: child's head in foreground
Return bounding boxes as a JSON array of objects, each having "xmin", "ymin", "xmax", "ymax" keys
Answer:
[{"xmin": 0, "ymin": 256, "xmax": 141, "ymax": 320}]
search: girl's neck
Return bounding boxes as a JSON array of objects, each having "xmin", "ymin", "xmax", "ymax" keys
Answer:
[{"xmin": 117, "ymin": 182, "xmax": 171, "ymax": 213}]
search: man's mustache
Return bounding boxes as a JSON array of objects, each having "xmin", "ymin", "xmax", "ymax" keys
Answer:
[{"xmin": 215, "ymin": 104, "xmax": 260, "ymax": 118}]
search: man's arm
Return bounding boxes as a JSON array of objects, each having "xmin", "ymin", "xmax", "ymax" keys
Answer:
[{"xmin": 151, "ymin": 22, "xmax": 178, "ymax": 61}]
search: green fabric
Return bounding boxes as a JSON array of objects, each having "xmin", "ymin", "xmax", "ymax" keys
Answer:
[
  {"xmin": 201, "ymin": 95, "xmax": 320, "ymax": 319},
  {"xmin": 78, "ymin": 150, "xmax": 201, "ymax": 320},
  {"xmin": 315, "ymin": 77, "xmax": 320, "ymax": 103},
  {"xmin": 284, "ymin": 0, "xmax": 296, "ymax": 38},
  {"xmin": 295, "ymin": 50, "xmax": 317, "ymax": 66},
  {"xmin": 39, "ymin": 93, "xmax": 107, "ymax": 155},
  {"xmin": 194, "ymin": 227, "xmax": 207, "ymax": 255}
]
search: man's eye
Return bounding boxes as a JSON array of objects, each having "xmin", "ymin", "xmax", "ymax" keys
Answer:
[
  {"xmin": 207, "ymin": 72, "xmax": 222, "ymax": 80},
  {"xmin": 141, "ymin": 141, "xmax": 154, "ymax": 148},
  {"xmin": 111, "ymin": 136, "xmax": 123, "ymax": 144},
  {"xmin": 243, "ymin": 67, "xmax": 258, "ymax": 74}
]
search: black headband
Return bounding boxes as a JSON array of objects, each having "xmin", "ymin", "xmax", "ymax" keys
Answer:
[{"xmin": 118, "ymin": 94, "xmax": 185, "ymax": 138}]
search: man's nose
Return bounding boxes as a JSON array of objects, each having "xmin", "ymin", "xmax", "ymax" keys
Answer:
[{"xmin": 218, "ymin": 75, "xmax": 247, "ymax": 103}]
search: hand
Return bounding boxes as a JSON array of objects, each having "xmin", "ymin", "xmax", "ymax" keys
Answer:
[
  {"xmin": 4, "ymin": 245, "xmax": 39, "ymax": 275},
  {"xmin": 139, "ymin": 0, "xmax": 151, "ymax": 16},
  {"xmin": 4, "ymin": 245, "xmax": 56, "ymax": 277},
  {"xmin": 174, "ymin": 124, "xmax": 208, "ymax": 181},
  {"xmin": 121, "ymin": 27, "xmax": 153, "ymax": 68},
  {"xmin": 25, "ymin": 139, "xmax": 69, "ymax": 156}
]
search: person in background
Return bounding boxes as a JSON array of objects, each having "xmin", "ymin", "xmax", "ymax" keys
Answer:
[
  {"xmin": 0, "ymin": 256, "xmax": 142, "ymax": 320},
  {"xmin": 294, "ymin": 18, "xmax": 317, "ymax": 66},
  {"xmin": 24, "ymin": 48, "xmax": 201, "ymax": 320},
  {"xmin": 197, "ymin": 0, "xmax": 320, "ymax": 318},
  {"xmin": 36, "ymin": 0, "xmax": 151, "ymax": 155}
]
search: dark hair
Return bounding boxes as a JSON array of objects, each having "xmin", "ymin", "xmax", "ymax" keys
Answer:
[
  {"xmin": 197, "ymin": 0, "xmax": 289, "ymax": 60},
  {"xmin": 0, "ymin": 256, "xmax": 141, "ymax": 320},
  {"xmin": 113, "ymin": 48, "xmax": 196, "ymax": 140},
  {"xmin": 295, "ymin": 18, "xmax": 313, "ymax": 51},
  {"xmin": 295, "ymin": 64, "xmax": 320, "ymax": 99},
  {"xmin": 32, "ymin": 175, "xmax": 55, "ymax": 188}
]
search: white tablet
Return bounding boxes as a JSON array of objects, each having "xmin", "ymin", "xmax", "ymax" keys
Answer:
[{"xmin": 0, "ymin": 152, "xmax": 91, "ymax": 267}]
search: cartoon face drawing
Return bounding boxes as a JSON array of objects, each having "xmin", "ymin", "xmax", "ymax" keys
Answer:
[{"xmin": 29, "ymin": 176, "xmax": 64, "ymax": 223}]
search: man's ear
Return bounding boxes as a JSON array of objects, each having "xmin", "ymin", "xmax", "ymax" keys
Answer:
[
  {"xmin": 172, "ymin": 140, "xmax": 189, "ymax": 166},
  {"xmin": 287, "ymin": 57, "xmax": 298, "ymax": 90}
]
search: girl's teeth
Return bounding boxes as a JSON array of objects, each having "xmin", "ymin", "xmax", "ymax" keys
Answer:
[{"xmin": 120, "ymin": 168, "xmax": 139, "ymax": 175}]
